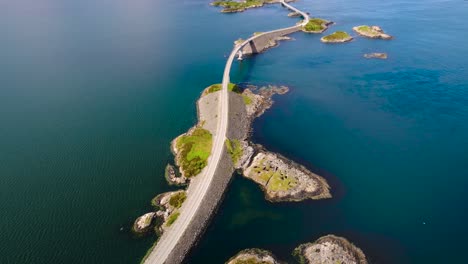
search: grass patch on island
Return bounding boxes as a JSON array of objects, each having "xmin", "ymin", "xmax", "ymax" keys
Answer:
[
  {"xmin": 165, "ymin": 211, "xmax": 180, "ymax": 227},
  {"xmin": 176, "ymin": 128, "xmax": 213, "ymax": 177},
  {"xmin": 205, "ymin": 83, "xmax": 240, "ymax": 95},
  {"xmin": 356, "ymin": 25, "xmax": 380, "ymax": 36},
  {"xmin": 322, "ymin": 31, "xmax": 351, "ymax": 41},
  {"xmin": 303, "ymin": 18, "xmax": 328, "ymax": 32},
  {"xmin": 242, "ymin": 94, "xmax": 253, "ymax": 105},
  {"xmin": 267, "ymin": 171, "xmax": 297, "ymax": 192},
  {"xmin": 169, "ymin": 192, "xmax": 187, "ymax": 209},
  {"xmin": 226, "ymin": 138, "xmax": 243, "ymax": 164},
  {"xmin": 231, "ymin": 257, "xmax": 270, "ymax": 264}
]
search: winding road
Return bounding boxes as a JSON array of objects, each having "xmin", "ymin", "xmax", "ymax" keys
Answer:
[{"xmin": 143, "ymin": 1, "xmax": 309, "ymax": 263}]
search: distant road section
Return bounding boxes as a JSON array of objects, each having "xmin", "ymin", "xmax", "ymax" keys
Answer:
[{"xmin": 143, "ymin": 1, "xmax": 309, "ymax": 263}]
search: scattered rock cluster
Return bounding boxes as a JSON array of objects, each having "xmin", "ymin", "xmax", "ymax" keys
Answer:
[
  {"xmin": 227, "ymin": 235, "xmax": 367, "ymax": 264},
  {"xmin": 227, "ymin": 249, "xmax": 281, "ymax": 264},
  {"xmin": 293, "ymin": 235, "xmax": 368, "ymax": 264}
]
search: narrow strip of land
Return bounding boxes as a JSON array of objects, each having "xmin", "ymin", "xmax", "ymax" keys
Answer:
[{"xmin": 143, "ymin": 2, "xmax": 309, "ymax": 263}]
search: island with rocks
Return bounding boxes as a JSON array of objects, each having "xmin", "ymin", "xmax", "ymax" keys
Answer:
[
  {"xmin": 293, "ymin": 235, "xmax": 368, "ymax": 264},
  {"xmin": 132, "ymin": 190, "xmax": 187, "ymax": 235},
  {"xmin": 302, "ymin": 18, "xmax": 333, "ymax": 33},
  {"xmin": 226, "ymin": 235, "xmax": 367, "ymax": 264},
  {"xmin": 227, "ymin": 249, "xmax": 281, "ymax": 264},
  {"xmin": 364, "ymin": 52, "xmax": 388, "ymax": 59},
  {"xmin": 321, "ymin": 31, "xmax": 353, "ymax": 43},
  {"xmin": 353, "ymin": 25, "xmax": 392, "ymax": 39},
  {"xmin": 211, "ymin": 0, "xmax": 293, "ymax": 13}
]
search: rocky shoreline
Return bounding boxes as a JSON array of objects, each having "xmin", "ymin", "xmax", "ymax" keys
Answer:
[{"xmin": 227, "ymin": 235, "xmax": 367, "ymax": 264}]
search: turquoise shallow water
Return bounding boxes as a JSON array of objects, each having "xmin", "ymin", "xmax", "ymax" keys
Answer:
[{"xmin": 1, "ymin": 0, "xmax": 467, "ymax": 263}]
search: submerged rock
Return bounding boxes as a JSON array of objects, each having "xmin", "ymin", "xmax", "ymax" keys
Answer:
[
  {"xmin": 293, "ymin": 235, "xmax": 368, "ymax": 264},
  {"xmin": 364, "ymin": 52, "xmax": 388, "ymax": 59}
]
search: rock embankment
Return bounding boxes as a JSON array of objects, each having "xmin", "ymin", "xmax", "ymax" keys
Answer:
[
  {"xmin": 244, "ymin": 150, "xmax": 331, "ymax": 202},
  {"xmin": 227, "ymin": 249, "xmax": 281, "ymax": 264},
  {"xmin": 293, "ymin": 235, "xmax": 368, "ymax": 264},
  {"xmin": 353, "ymin": 25, "xmax": 392, "ymax": 39}
]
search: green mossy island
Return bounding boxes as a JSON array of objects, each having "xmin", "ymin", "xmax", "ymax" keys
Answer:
[
  {"xmin": 211, "ymin": 0, "xmax": 265, "ymax": 13},
  {"xmin": 243, "ymin": 151, "xmax": 331, "ymax": 202},
  {"xmin": 302, "ymin": 18, "xmax": 332, "ymax": 33},
  {"xmin": 353, "ymin": 25, "xmax": 392, "ymax": 39},
  {"xmin": 321, "ymin": 31, "xmax": 353, "ymax": 43},
  {"xmin": 175, "ymin": 128, "xmax": 213, "ymax": 178}
]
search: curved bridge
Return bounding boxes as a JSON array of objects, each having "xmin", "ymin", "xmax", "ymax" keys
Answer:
[{"xmin": 144, "ymin": 1, "xmax": 309, "ymax": 263}]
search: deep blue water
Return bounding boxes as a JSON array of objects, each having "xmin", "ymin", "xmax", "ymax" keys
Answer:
[{"xmin": 1, "ymin": 0, "xmax": 467, "ymax": 263}]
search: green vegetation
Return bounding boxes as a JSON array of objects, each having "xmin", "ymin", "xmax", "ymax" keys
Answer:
[
  {"xmin": 231, "ymin": 258, "xmax": 269, "ymax": 264},
  {"xmin": 322, "ymin": 31, "xmax": 352, "ymax": 41},
  {"xmin": 204, "ymin": 83, "xmax": 240, "ymax": 95},
  {"xmin": 176, "ymin": 128, "xmax": 213, "ymax": 177},
  {"xmin": 356, "ymin": 25, "xmax": 379, "ymax": 36},
  {"xmin": 169, "ymin": 192, "xmax": 187, "ymax": 209},
  {"xmin": 226, "ymin": 138, "xmax": 243, "ymax": 164},
  {"xmin": 165, "ymin": 211, "xmax": 180, "ymax": 226},
  {"xmin": 242, "ymin": 94, "xmax": 252, "ymax": 105},
  {"xmin": 212, "ymin": 0, "xmax": 264, "ymax": 12},
  {"xmin": 303, "ymin": 18, "xmax": 328, "ymax": 32},
  {"xmin": 267, "ymin": 170, "xmax": 297, "ymax": 191}
]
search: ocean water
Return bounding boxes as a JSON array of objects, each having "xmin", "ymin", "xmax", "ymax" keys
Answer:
[{"xmin": 0, "ymin": 0, "xmax": 467, "ymax": 263}]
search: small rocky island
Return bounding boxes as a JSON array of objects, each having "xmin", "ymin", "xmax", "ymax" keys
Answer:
[
  {"xmin": 293, "ymin": 235, "xmax": 368, "ymax": 264},
  {"xmin": 227, "ymin": 235, "xmax": 367, "ymax": 264},
  {"xmin": 227, "ymin": 249, "xmax": 280, "ymax": 264},
  {"xmin": 364, "ymin": 52, "xmax": 388, "ymax": 59},
  {"xmin": 243, "ymin": 150, "xmax": 331, "ymax": 202},
  {"xmin": 353, "ymin": 25, "xmax": 392, "ymax": 39},
  {"xmin": 321, "ymin": 31, "xmax": 353, "ymax": 43},
  {"xmin": 211, "ymin": 0, "xmax": 293, "ymax": 13},
  {"xmin": 302, "ymin": 18, "xmax": 333, "ymax": 33},
  {"xmin": 132, "ymin": 190, "xmax": 187, "ymax": 234}
]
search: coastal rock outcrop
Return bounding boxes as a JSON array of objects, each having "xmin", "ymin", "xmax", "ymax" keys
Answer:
[
  {"xmin": 165, "ymin": 163, "xmax": 187, "ymax": 185},
  {"xmin": 151, "ymin": 190, "xmax": 187, "ymax": 233},
  {"xmin": 293, "ymin": 235, "xmax": 368, "ymax": 264},
  {"xmin": 227, "ymin": 249, "xmax": 281, "ymax": 264},
  {"xmin": 132, "ymin": 212, "xmax": 156, "ymax": 233},
  {"xmin": 244, "ymin": 150, "xmax": 331, "ymax": 202},
  {"xmin": 353, "ymin": 25, "xmax": 392, "ymax": 39},
  {"xmin": 212, "ymin": 0, "xmax": 295, "ymax": 13}
]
